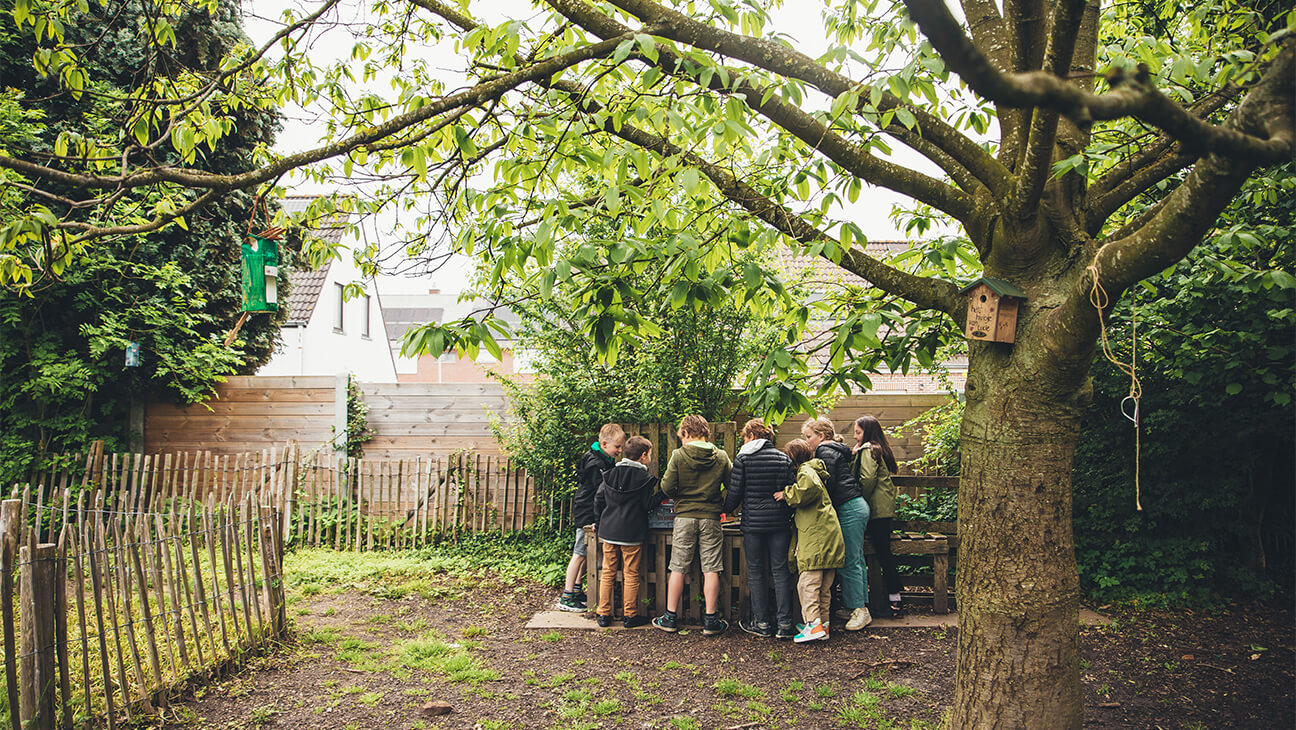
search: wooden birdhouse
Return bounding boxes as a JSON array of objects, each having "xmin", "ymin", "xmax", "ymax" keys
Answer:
[
  {"xmin": 959, "ymin": 277, "xmax": 1027, "ymax": 343},
  {"xmin": 240, "ymin": 229, "xmax": 283, "ymax": 313}
]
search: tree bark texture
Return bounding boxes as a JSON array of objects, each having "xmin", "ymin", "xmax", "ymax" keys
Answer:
[{"xmin": 953, "ymin": 262, "xmax": 1091, "ymax": 728}]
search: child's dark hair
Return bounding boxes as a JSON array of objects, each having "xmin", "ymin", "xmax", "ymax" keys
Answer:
[
  {"xmin": 624, "ymin": 435, "xmax": 653, "ymax": 461},
  {"xmin": 741, "ymin": 418, "xmax": 774, "ymax": 442},
  {"xmin": 854, "ymin": 415, "xmax": 898, "ymax": 473},
  {"xmin": 678, "ymin": 414, "xmax": 711, "ymax": 440},
  {"xmin": 785, "ymin": 439, "xmax": 813, "ymax": 467}
]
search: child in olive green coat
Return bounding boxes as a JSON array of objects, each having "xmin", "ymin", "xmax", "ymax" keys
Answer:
[
  {"xmin": 852, "ymin": 415, "xmax": 903, "ymax": 617},
  {"xmin": 780, "ymin": 439, "xmax": 845, "ymax": 643}
]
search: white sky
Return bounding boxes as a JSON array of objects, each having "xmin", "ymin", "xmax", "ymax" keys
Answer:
[{"xmin": 240, "ymin": 0, "xmax": 949, "ymax": 297}]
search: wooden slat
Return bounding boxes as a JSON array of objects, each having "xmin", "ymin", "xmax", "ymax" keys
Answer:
[{"xmin": 0, "ymin": 500, "xmax": 19, "ymax": 730}]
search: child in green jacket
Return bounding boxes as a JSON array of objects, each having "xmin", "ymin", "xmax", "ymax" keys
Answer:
[
  {"xmin": 781, "ymin": 439, "xmax": 845, "ymax": 643},
  {"xmin": 652, "ymin": 415, "xmax": 732, "ymax": 636},
  {"xmin": 852, "ymin": 415, "xmax": 903, "ymax": 618}
]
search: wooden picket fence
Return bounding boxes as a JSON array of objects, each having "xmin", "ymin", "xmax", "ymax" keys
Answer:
[
  {"xmin": 16, "ymin": 442, "xmax": 567, "ymax": 555},
  {"xmin": 287, "ymin": 450, "xmax": 563, "ymax": 550},
  {"xmin": 2, "ymin": 490, "xmax": 286, "ymax": 730}
]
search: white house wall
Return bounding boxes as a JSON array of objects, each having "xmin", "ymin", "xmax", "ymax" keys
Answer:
[{"xmin": 260, "ymin": 246, "xmax": 397, "ymax": 383}]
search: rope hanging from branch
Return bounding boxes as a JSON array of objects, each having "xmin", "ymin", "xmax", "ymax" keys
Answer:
[{"xmin": 1088, "ymin": 262, "xmax": 1143, "ymax": 511}]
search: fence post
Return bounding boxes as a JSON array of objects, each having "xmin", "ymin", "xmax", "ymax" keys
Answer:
[
  {"xmin": 19, "ymin": 540, "xmax": 58, "ymax": 730},
  {"xmin": 333, "ymin": 373, "xmax": 349, "ymax": 462},
  {"xmin": 259, "ymin": 506, "xmax": 286, "ymax": 638},
  {"xmin": 1, "ymin": 500, "xmax": 20, "ymax": 730}
]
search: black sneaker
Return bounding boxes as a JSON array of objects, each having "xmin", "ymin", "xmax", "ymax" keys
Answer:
[
  {"xmin": 574, "ymin": 588, "xmax": 588, "ymax": 604},
  {"xmin": 702, "ymin": 613, "xmax": 728, "ymax": 636},
  {"xmin": 652, "ymin": 612, "xmax": 678, "ymax": 633},
  {"xmin": 596, "ymin": 614, "xmax": 613, "ymax": 627},
  {"xmin": 739, "ymin": 619, "xmax": 773, "ymax": 638},
  {"xmin": 557, "ymin": 591, "xmax": 586, "ymax": 612},
  {"xmin": 775, "ymin": 624, "xmax": 796, "ymax": 640},
  {"xmin": 624, "ymin": 615, "xmax": 650, "ymax": 629}
]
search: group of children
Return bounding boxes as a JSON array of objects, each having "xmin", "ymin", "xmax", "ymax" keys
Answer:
[{"xmin": 555, "ymin": 413, "xmax": 899, "ymax": 644}]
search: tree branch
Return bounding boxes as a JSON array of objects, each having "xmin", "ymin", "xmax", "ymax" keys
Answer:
[
  {"xmin": 1087, "ymin": 88, "xmax": 1238, "ymax": 206},
  {"xmin": 544, "ymin": 0, "xmax": 976, "ymax": 222},
  {"xmin": 1011, "ymin": 0, "xmax": 1089, "ymax": 217},
  {"xmin": 903, "ymin": 0, "xmax": 1296, "ymax": 165},
  {"xmin": 0, "ymin": 30, "xmax": 639, "ymax": 201},
  {"xmin": 1045, "ymin": 42, "xmax": 1295, "ymax": 368},
  {"xmin": 597, "ymin": 0, "xmax": 1010, "ymax": 197},
  {"xmin": 1086, "ymin": 147, "xmax": 1196, "ymax": 232},
  {"xmin": 412, "ymin": 0, "xmax": 963, "ymax": 316}
]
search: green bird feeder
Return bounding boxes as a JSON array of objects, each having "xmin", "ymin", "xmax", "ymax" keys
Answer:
[{"xmin": 241, "ymin": 234, "xmax": 280, "ymax": 312}]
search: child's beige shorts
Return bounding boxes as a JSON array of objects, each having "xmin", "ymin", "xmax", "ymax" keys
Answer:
[{"xmin": 669, "ymin": 517, "xmax": 723, "ymax": 573}]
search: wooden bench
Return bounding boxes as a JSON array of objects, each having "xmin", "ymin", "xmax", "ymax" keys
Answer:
[{"xmin": 864, "ymin": 529, "xmax": 951, "ymax": 613}]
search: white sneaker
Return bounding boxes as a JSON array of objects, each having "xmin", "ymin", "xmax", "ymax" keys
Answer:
[
  {"xmin": 845, "ymin": 607, "xmax": 873, "ymax": 631},
  {"xmin": 793, "ymin": 619, "xmax": 828, "ymax": 643}
]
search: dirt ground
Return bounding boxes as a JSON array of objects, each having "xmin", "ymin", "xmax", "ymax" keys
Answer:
[{"xmin": 151, "ymin": 557, "xmax": 1294, "ymax": 730}]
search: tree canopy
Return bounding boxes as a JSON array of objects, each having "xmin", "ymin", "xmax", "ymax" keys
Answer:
[
  {"xmin": 0, "ymin": 0, "xmax": 283, "ymax": 477},
  {"xmin": 1, "ymin": 0, "xmax": 1291, "ymax": 725}
]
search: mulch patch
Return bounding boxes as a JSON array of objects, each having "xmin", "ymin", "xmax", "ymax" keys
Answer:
[{"xmin": 152, "ymin": 574, "xmax": 1293, "ymax": 730}]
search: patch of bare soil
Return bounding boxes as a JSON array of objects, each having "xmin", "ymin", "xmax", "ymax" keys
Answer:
[{"xmin": 151, "ymin": 572, "xmax": 1293, "ymax": 730}]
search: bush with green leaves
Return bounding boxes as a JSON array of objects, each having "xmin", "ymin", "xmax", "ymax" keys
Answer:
[
  {"xmin": 488, "ymin": 250, "xmax": 781, "ymax": 513},
  {"xmin": 0, "ymin": 0, "xmax": 284, "ymax": 481},
  {"xmin": 897, "ymin": 167, "xmax": 1295, "ymax": 602},
  {"xmin": 1074, "ymin": 164, "xmax": 1295, "ymax": 603}
]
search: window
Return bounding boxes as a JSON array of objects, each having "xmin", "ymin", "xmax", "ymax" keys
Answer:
[
  {"xmin": 362, "ymin": 295, "xmax": 372, "ymax": 338},
  {"xmin": 334, "ymin": 283, "xmax": 345, "ymax": 332}
]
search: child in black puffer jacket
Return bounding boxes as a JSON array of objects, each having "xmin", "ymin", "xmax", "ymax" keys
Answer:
[{"xmin": 724, "ymin": 419, "xmax": 797, "ymax": 639}]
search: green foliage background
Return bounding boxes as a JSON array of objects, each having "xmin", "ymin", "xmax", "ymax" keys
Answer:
[
  {"xmin": 911, "ymin": 166, "xmax": 1296, "ymax": 602},
  {"xmin": 1072, "ymin": 164, "xmax": 1296, "ymax": 603},
  {"xmin": 0, "ymin": 0, "xmax": 284, "ymax": 480},
  {"xmin": 489, "ymin": 254, "xmax": 781, "ymax": 511}
]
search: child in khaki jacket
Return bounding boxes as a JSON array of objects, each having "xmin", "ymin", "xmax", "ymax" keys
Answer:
[{"xmin": 780, "ymin": 439, "xmax": 845, "ymax": 643}]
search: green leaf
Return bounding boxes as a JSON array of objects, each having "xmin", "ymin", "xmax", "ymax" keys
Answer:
[
  {"xmin": 680, "ymin": 167, "xmax": 699, "ymax": 195},
  {"xmin": 453, "ymin": 127, "xmax": 478, "ymax": 159}
]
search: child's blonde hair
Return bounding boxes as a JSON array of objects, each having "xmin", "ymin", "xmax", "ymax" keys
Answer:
[
  {"xmin": 598, "ymin": 423, "xmax": 626, "ymax": 445},
  {"xmin": 801, "ymin": 416, "xmax": 841, "ymax": 442}
]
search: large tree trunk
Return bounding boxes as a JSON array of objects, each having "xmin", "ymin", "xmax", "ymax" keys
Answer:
[{"xmin": 951, "ymin": 329, "xmax": 1091, "ymax": 728}]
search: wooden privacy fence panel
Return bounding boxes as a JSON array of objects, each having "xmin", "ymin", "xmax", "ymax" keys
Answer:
[
  {"xmin": 144, "ymin": 375, "xmax": 340, "ymax": 457},
  {"xmin": 356, "ymin": 382, "xmax": 510, "ymax": 460},
  {"xmin": 0, "ymin": 492, "xmax": 285, "ymax": 730},
  {"xmin": 739, "ymin": 393, "xmax": 955, "ymax": 467},
  {"xmin": 617, "ymin": 423, "xmax": 738, "ymax": 477}
]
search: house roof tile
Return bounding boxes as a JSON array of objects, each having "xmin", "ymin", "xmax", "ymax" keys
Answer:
[
  {"xmin": 774, "ymin": 240, "xmax": 911, "ymax": 288},
  {"xmin": 281, "ymin": 195, "xmax": 350, "ymax": 325}
]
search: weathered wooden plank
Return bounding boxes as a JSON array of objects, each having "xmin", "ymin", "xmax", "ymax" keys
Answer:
[
  {"xmin": 241, "ymin": 496, "xmax": 264, "ymax": 637},
  {"xmin": 112, "ymin": 518, "xmax": 151, "ymax": 712},
  {"xmin": 71, "ymin": 495, "xmax": 93, "ymax": 722},
  {"xmin": 0, "ymin": 500, "xmax": 20, "ymax": 730},
  {"xmin": 149, "ymin": 401, "xmax": 336, "ymax": 417},
  {"xmin": 84, "ymin": 504, "xmax": 118, "ymax": 728},
  {"xmin": 55, "ymin": 526, "xmax": 73, "ymax": 729},
  {"xmin": 19, "ymin": 539, "xmax": 59, "ymax": 730},
  {"xmin": 204, "ymin": 497, "xmax": 232, "ymax": 658}
]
